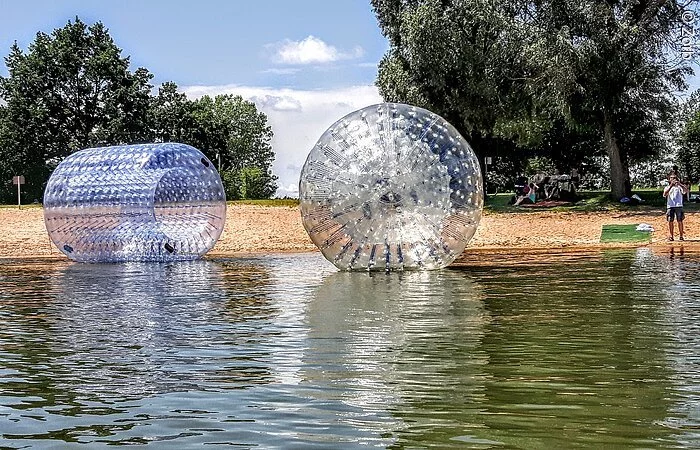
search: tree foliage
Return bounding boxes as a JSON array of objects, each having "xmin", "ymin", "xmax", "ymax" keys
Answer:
[
  {"xmin": 676, "ymin": 89, "xmax": 700, "ymax": 182},
  {"xmin": 0, "ymin": 18, "xmax": 278, "ymax": 202},
  {"xmin": 372, "ymin": 0, "xmax": 695, "ymax": 198},
  {"xmin": 149, "ymin": 88, "xmax": 278, "ymax": 199},
  {"xmin": 0, "ymin": 18, "xmax": 153, "ymax": 200}
]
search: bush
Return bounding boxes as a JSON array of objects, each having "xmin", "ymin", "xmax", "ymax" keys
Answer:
[{"xmin": 221, "ymin": 167, "xmax": 278, "ymax": 200}]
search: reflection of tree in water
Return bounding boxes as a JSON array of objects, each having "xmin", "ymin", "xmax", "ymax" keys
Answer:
[
  {"xmin": 456, "ymin": 249, "xmax": 679, "ymax": 448},
  {"xmin": 0, "ymin": 260, "xmax": 74, "ymax": 411},
  {"xmin": 642, "ymin": 248, "xmax": 700, "ymax": 445},
  {"xmin": 303, "ymin": 270, "xmax": 490, "ymax": 445},
  {"xmin": 218, "ymin": 259, "xmax": 278, "ymax": 322},
  {"xmin": 0, "ymin": 259, "xmax": 278, "ymax": 420}
]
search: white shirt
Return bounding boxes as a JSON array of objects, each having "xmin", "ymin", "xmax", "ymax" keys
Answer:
[{"xmin": 666, "ymin": 185, "xmax": 685, "ymax": 208}]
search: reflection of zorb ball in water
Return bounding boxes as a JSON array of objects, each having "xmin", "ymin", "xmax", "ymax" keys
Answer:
[{"xmin": 299, "ymin": 103, "xmax": 483, "ymax": 271}]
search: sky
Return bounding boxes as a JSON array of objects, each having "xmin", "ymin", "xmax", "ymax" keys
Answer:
[{"xmin": 0, "ymin": 0, "xmax": 388, "ymax": 197}]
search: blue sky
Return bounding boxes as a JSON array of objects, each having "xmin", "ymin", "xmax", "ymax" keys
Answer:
[
  {"xmin": 0, "ymin": 0, "xmax": 388, "ymax": 89},
  {"xmin": 0, "ymin": 0, "xmax": 388, "ymax": 196}
]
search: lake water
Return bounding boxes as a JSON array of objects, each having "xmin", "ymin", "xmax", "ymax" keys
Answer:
[{"xmin": 0, "ymin": 249, "xmax": 699, "ymax": 448}]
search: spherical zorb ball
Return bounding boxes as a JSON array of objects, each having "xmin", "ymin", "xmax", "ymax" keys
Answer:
[
  {"xmin": 299, "ymin": 103, "xmax": 483, "ymax": 271},
  {"xmin": 44, "ymin": 143, "xmax": 226, "ymax": 262}
]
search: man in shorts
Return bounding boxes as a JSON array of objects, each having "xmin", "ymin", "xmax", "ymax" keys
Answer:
[{"xmin": 663, "ymin": 174, "xmax": 688, "ymax": 241}]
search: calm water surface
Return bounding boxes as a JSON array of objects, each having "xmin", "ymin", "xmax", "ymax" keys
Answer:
[{"xmin": 0, "ymin": 249, "xmax": 699, "ymax": 448}]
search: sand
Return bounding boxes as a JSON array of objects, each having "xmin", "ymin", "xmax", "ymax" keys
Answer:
[{"xmin": 0, "ymin": 205, "xmax": 693, "ymax": 261}]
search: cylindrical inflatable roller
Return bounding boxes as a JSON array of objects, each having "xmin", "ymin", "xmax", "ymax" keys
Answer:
[{"xmin": 43, "ymin": 143, "xmax": 227, "ymax": 262}]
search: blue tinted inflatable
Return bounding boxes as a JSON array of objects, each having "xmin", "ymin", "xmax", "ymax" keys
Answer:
[{"xmin": 44, "ymin": 143, "xmax": 227, "ymax": 262}]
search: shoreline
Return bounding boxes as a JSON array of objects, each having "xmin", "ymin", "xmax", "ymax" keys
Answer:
[{"xmin": 1, "ymin": 205, "xmax": 697, "ymax": 262}]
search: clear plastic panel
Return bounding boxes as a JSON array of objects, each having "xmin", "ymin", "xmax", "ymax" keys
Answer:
[
  {"xmin": 44, "ymin": 143, "xmax": 226, "ymax": 262},
  {"xmin": 299, "ymin": 103, "xmax": 483, "ymax": 271}
]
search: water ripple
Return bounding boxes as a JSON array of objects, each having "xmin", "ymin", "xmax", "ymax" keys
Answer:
[{"xmin": 0, "ymin": 250, "xmax": 698, "ymax": 447}]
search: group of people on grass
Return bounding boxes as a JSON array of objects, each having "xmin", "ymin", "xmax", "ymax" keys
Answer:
[{"xmin": 512, "ymin": 170, "xmax": 579, "ymax": 206}]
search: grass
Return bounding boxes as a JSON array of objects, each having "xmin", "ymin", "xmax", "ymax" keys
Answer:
[
  {"xmin": 229, "ymin": 198, "xmax": 299, "ymax": 207},
  {"xmin": 485, "ymin": 188, "xmax": 700, "ymax": 213},
  {"xmin": 2, "ymin": 189, "xmax": 696, "ymax": 212},
  {"xmin": 600, "ymin": 224, "xmax": 652, "ymax": 243},
  {"xmin": 0, "ymin": 203, "xmax": 42, "ymax": 209}
]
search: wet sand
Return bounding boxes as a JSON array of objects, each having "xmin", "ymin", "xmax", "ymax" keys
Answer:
[{"xmin": 0, "ymin": 205, "xmax": 695, "ymax": 261}]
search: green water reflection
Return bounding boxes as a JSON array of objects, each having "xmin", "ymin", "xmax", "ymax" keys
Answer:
[{"xmin": 0, "ymin": 250, "xmax": 698, "ymax": 448}]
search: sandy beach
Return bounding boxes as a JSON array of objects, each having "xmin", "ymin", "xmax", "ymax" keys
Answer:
[{"xmin": 0, "ymin": 204, "xmax": 695, "ymax": 262}]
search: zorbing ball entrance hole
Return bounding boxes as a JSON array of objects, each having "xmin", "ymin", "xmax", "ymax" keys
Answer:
[
  {"xmin": 44, "ymin": 143, "xmax": 226, "ymax": 262},
  {"xmin": 300, "ymin": 103, "xmax": 483, "ymax": 271}
]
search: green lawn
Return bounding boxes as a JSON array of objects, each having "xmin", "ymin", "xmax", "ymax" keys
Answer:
[
  {"xmin": 229, "ymin": 198, "xmax": 299, "ymax": 207},
  {"xmin": 0, "ymin": 203, "xmax": 42, "ymax": 209},
  {"xmin": 485, "ymin": 189, "xmax": 700, "ymax": 213},
  {"xmin": 600, "ymin": 224, "xmax": 653, "ymax": 243},
  {"xmin": 3, "ymin": 190, "xmax": 697, "ymax": 213}
]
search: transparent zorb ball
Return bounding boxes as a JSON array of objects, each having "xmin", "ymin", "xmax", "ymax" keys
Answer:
[
  {"xmin": 300, "ymin": 103, "xmax": 483, "ymax": 271},
  {"xmin": 44, "ymin": 143, "xmax": 227, "ymax": 262}
]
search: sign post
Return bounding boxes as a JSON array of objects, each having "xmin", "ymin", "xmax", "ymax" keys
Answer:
[
  {"xmin": 484, "ymin": 157, "xmax": 492, "ymax": 195},
  {"xmin": 12, "ymin": 176, "xmax": 25, "ymax": 209}
]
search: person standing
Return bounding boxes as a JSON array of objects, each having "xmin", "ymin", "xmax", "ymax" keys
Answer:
[{"xmin": 663, "ymin": 174, "xmax": 688, "ymax": 241}]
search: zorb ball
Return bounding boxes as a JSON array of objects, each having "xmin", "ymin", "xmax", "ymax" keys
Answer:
[
  {"xmin": 44, "ymin": 143, "xmax": 226, "ymax": 262},
  {"xmin": 299, "ymin": 103, "xmax": 483, "ymax": 271}
]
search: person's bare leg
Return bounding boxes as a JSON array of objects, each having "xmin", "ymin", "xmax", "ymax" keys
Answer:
[
  {"xmin": 679, "ymin": 220, "xmax": 684, "ymax": 240},
  {"xmin": 669, "ymin": 221, "xmax": 675, "ymax": 240}
]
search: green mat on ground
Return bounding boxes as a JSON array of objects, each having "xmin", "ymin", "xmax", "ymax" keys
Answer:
[{"xmin": 600, "ymin": 224, "xmax": 652, "ymax": 243}]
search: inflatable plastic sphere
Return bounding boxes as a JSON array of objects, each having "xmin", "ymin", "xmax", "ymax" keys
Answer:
[
  {"xmin": 300, "ymin": 103, "xmax": 483, "ymax": 271},
  {"xmin": 44, "ymin": 143, "xmax": 226, "ymax": 262}
]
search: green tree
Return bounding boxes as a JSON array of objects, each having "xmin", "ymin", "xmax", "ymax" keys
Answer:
[
  {"xmin": 679, "ymin": 108, "xmax": 700, "ymax": 182},
  {"xmin": 373, "ymin": 0, "xmax": 531, "ymax": 144},
  {"xmin": 149, "ymin": 88, "xmax": 278, "ymax": 199},
  {"xmin": 183, "ymin": 94, "xmax": 278, "ymax": 199},
  {"xmin": 675, "ymin": 89, "xmax": 700, "ymax": 182},
  {"xmin": 238, "ymin": 166, "xmax": 277, "ymax": 199},
  {"xmin": 372, "ymin": 0, "xmax": 694, "ymax": 199},
  {"xmin": 151, "ymin": 81, "xmax": 194, "ymax": 143},
  {"xmin": 0, "ymin": 104, "xmax": 17, "ymax": 200},
  {"xmin": 0, "ymin": 17, "xmax": 154, "ymax": 201},
  {"xmin": 523, "ymin": 1, "xmax": 690, "ymax": 198}
]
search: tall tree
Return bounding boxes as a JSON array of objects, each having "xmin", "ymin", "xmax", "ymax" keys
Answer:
[
  {"xmin": 374, "ymin": 0, "xmax": 531, "ymax": 142},
  {"xmin": 677, "ymin": 90, "xmax": 700, "ymax": 181},
  {"xmin": 522, "ymin": 0, "xmax": 691, "ymax": 198},
  {"xmin": 150, "ymin": 89, "xmax": 278, "ymax": 199},
  {"xmin": 0, "ymin": 18, "xmax": 153, "ymax": 200},
  {"xmin": 372, "ymin": 0, "xmax": 695, "ymax": 198},
  {"xmin": 189, "ymin": 94, "xmax": 277, "ymax": 199},
  {"xmin": 151, "ymin": 81, "xmax": 194, "ymax": 143}
]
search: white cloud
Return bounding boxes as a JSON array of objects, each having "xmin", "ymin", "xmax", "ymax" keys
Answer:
[
  {"xmin": 269, "ymin": 36, "xmax": 364, "ymax": 65},
  {"xmin": 260, "ymin": 67, "xmax": 301, "ymax": 75},
  {"xmin": 249, "ymin": 95, "xmax": 302, "ymax": 112},
  {"xmin": 181, "ymin": 84, "xmax": 382, "ymax": 198}
]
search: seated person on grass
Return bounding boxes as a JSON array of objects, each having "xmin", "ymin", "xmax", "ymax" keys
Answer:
[{"xmin": 514, "ymin": 183, "xmax": 538, "ymax": 206}]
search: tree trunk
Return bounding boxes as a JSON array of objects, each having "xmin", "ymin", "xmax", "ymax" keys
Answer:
[{"xmin": 603, "ymin": 112, "xmax": 631, "ymax": 200}]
